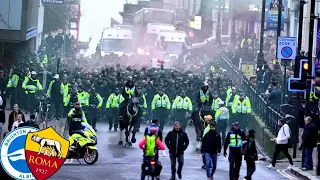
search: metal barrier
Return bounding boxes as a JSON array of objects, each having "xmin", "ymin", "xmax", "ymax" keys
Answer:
[{"xmin": 216, "ymin": 50, "xmax": 284, "ymax": 135}]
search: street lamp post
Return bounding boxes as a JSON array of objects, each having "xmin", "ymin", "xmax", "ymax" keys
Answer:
[
  {"xmin": 216, "ymin": 10, "xmax": 222, "ymax": 45},
  {"xmin": 256, "ymin": 0, "xmax": 267, "ymax": 69}
]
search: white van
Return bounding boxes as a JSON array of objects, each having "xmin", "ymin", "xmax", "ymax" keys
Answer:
[
  {"xmin": 100, "ymin": 27, "xmax": 134, "ymax": 57},
  {"xmin": 156, "ymin": 30, "xmax": 186, "ymax": 58},
  {"xmin": 145, "ymin": 23, "xmax": 175, "ymax": 48}
]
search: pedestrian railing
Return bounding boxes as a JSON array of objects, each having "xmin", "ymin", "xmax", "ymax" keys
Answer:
[{"xmin": 215, "ymin": 50, "xmax": 284, "ymax": 135}]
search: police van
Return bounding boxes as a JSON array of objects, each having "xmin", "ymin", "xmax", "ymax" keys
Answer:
[
  {"xmin": 150, "ymin": 30, "xmax": 186, "ymax": 69},
  {"xmin": 143, "ymin": 23, "xmax": 175, "ymax": 53},
  {"xmin": 100, "ymin": 27, "xmax": 134, "ymax": 57},
  {"xmin": 156, "ymin": 30, "xmax": 186, "ymax": 58}
]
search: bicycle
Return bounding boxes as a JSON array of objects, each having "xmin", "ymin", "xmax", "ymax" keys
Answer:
[{"xmin": 36, "ymin": 94, "xmax": 53, "ymax": 129}]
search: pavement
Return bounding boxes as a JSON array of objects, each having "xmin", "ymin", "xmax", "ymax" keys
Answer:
[
  {"xmin": 281, "ymin": 148, "xmax": 320, "ymax": 180},
  {"xmin": 256, "ymin": 140, "xmax": 320, "ymax": 180},
  {"xmin": 50, "ymin": 122, "xmax": 303, "ymax": 180}
]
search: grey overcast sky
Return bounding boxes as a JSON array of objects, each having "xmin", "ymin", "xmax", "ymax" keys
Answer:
[{"xmin": 79, "ymin": 0, "xmax": 124, "ymax": 55}]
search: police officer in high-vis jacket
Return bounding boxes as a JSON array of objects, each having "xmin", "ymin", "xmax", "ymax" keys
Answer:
[
  {"xmin": 119, "ymin": 77, "xmax": 136, "ymax": 119},
  {"xmin": 196, "ymin": 83, "xmax": 213, "ymax": 109},
  {"xmin": 151, "ymin": 89, "xmax": 171, "ymax": 131},
  {"xmin": 172, "ymin": 90, "xmax": 192, "ymax": 131},
  {"xmin": 215, "ymin": 101, "xmax": 229, "ymax": 142},
  {"xmin": 106, "ymin": 88, "xmax": 124, "ymax": 131},
  {"xmin": 232, "ymin": 91, "xmax": 251, "ymax": 130},
  {"xmin": 7, "ymin": 68, "xmax": 21, "ymax": 109},
  {"xmin": 122, "ymin": 77, "xmax": 136, "ymax": 103},
  {"xmin": 87, "ymin": 87, "xmax": 103, "ymax": 131},
  {"xmin": 22, "ymin": 71, "xmax": 42, "ymax": 113},
  {"xmin": 77, "ymin": 85, "xmax": 89, "ymax": 110},
  {"xmin": 211, "ymin": 91, "xmax": 223, "ymax": 115},
  {"xmin": 224, "ymin": 122, "xmax": 246, "ymax": 180},
  {"xmin": 68, "ymin": 101, "xmax": 87, "ymax": 137},
  {"xmin": 225, "ymin": 87, "xmax": 237, "ymax": 124},
  {"xmin": 63, "ymin": 85, "xmax": 79, "ymax": 117}
]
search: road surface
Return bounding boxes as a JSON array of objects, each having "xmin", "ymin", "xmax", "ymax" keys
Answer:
[{"xmin": 50, "ymin": 122, "xmax": 301, "ymax": 180}]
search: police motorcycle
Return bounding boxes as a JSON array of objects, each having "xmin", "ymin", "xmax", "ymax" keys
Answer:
[
  {"xmin": 67, "ymin": 122, "xmax": 98, "ymax": 164},
  {"xmin": 143, "ymin": 156, "xmax": 160, "ymax": 180}
]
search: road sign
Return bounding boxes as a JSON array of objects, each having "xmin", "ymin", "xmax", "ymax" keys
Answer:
[
  {"xmin": 241, "ymin": 63, "xmax": 254, "ymax": 76},
  {"xmin": 42, "ymin": 0, "xmax": 64, "ymax": 4},
  {"xmin": 277, "ymin": 37, "xmax": 297, "ymax": 59}
]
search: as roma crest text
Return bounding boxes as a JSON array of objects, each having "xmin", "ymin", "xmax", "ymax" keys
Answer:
[{"xmin": 24, "ymin": 127, "xmax": 70, "ymax": 180}]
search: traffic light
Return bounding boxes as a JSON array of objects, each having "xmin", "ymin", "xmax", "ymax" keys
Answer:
[{"xmin": 288, "ymin": 59, "xmax": 315, "ymax": 92}]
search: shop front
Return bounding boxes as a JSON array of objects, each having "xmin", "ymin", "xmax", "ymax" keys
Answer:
[{"xmin": 231, "ymin": 0, "xmax": 262, "ymax": 35}]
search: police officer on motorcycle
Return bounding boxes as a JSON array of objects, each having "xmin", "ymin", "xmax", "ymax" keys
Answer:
[
  {"xmin": 68, "ymin": 101, "xmax": 87, "ymax": 137},
  {"xmin": 144, "ymin": 119, "xmax": 163, "ymax": 141},
  {"xmin": 139, "ymin": 126, "xmax": 165, "ymax": 180}
]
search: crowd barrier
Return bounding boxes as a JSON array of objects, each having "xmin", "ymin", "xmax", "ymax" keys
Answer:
[{"xmin": 215, "ymin": 50, "xmax": 284, "ymax": 135}]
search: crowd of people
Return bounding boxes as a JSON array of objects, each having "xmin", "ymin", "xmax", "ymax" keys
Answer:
[
  {"xmin": 2, "ymin": 32, "xmax": 312, "ymax": 180},
  {"xmin": 220, "ymin": 32, "xmax": 320, "ymax": 175}
]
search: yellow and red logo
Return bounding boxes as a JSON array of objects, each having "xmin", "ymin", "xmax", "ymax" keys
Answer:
[{"xmin": 24, "ymin": 127, "xmax": 69, "ymax": 180}]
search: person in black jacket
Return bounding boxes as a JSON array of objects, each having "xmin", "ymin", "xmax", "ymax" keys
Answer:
[
  {"xmin": 302, "ymin": 116, "xmax": 318, "ymax": 171},
  {"xmin": 165, "ymin": 122, "xmax": 189, "ymax": 180},
  {"xmin": 201, "ymin": 122, "xmax": 221, "ymax": 180},
  {"xmin": 244, "ymin": 129, "xmax": 258, "ymax": 180}
]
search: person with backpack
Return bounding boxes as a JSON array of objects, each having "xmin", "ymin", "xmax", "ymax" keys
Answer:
[
  {"xmin": 139, "ymin": 126, "xmax": 165, "ymax": 180},
  {"xmin": 243, "ymin": 129, "xmax": 258, "ymax": 180},
  {"xmin": 267, "ymin": 119, "xmax": 294, "ymax": 170}
]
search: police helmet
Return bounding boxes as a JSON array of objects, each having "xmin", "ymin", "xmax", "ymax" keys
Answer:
[{"xmin": 149, "ymin": 127, "xmax": 158, "ymax": 135}]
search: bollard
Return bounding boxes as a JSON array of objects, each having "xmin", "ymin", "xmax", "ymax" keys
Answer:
[{"xmin": 317, "ymin": 143, "xmax": 320, "ymax": 175}]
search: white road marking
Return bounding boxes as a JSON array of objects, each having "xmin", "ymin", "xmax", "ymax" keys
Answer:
[
  {"xmin": 281, "ymin": 169, "xmax": 300, "ymax": 180},
  {"xmin": 276, "ymin": 169, "xmax": 299, "ymax": 180},
  {"xmin": 64, "ymin": 159, "xmax": 73, "ymax": 164}
]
